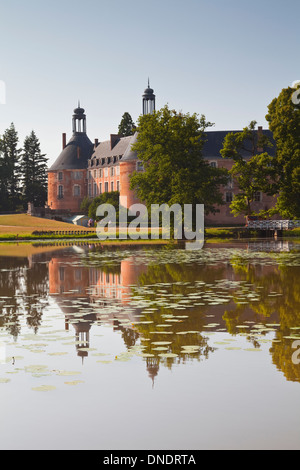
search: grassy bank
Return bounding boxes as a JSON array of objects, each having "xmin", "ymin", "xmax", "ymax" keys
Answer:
[
  {"xmin": 0, "ymin": 214, "xmax": 299, "ymax": 241},
  {"xmin": 0, "ymin": 213, "xmax": 94, "ymax": 239}
]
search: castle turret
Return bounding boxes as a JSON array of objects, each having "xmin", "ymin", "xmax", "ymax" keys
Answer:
[
  {"xmin": 119, "ymin": 82, "xmax": 156, "ymax": 209},
  {"xmin": 47, "ymin": 104, "xmax": 94, "ymax": 212}
]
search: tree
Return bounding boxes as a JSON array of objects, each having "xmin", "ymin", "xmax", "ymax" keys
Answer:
[
  {"xmin": 220, "ymin": 120, "xmax": 277, "ymax": 217},
  {"xmin": 129, "ymin": 106, "xmax": 229, "ymax": 217},
  {"xmin": 88, "ymin": 191, "xmax": 120, "ymax": 220},
  {"xmin": 80, "ymin": 196, "xmax": 93, "ymax": 215},
  {"xmin": 21, "ymin": 131, "xmax": 48, "ymax": 207},
  {"xmin": 265, "ymin": 85, "xmax": 300, "ymax": 219},
  {"xmin": 0, "ymin": 123, "xmax": 22, "ymax": 210},
  {"xmin": 118, "ymin": 112, "xmax": 136, "ymax": 137}
]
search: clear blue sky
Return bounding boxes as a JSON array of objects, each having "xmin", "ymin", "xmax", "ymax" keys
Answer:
[{"xmin": 0, "ymin": 0, "xmax": 299, "ymax": 166}]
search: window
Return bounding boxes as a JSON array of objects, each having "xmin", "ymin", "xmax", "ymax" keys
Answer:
[
  {"xmin": 99, "ymin": 183, "xmax": 102, "ymax": 194},
  {"xmin": 210, "ymin": 161, "xmax": 217, "ymax": 168},
  {"xmin": 94, "ymin": 170, "xmax": 97, "ymax": 178},
  {"xmin": 136, "ymin": 161, "xmax": 144, "ymax": 171},
  {"xmin": 73, "ymin": 171, "xmax": 82, "ymax": 180},
  {"xmin": 74, "ymin": 269, "xmax": 82, "ymax": 281},
  {"xmin": 110, "ymin": 167, "xmax": 114, "ymax": 176},
  {"xmin": 254, "ymin": 191, "xmax": 261, "ymax": 202},
  {"xmin": 117, "ymin": 181, "xmax": 120, "ymax": 192},
  {"xmin": 59, "ymin": 267, "xmax": 65, "ymax": 281},
  {"xmin": 111, "ymin": 182, "xmax": 114, "ymax": 192},
  {"xmin": 105, "ymin": 182, "xmax": 108, "ymax": 192},
  {"xmin": 74, "ymin": 185, "xmax": 80, "ymax": 196},
  {"xmin": 58, "ymin": 172, "xmax": 63, "ymax": 181},
  {"xmin": 99, "ymin": 169, "xmax": 102, "ymax": 178},
  {"xmin": 104, "ymin": 167, "xmax": 108, "ymax": 177},
  {"xmin": 226, "ymin": 176, "xmax": 233, "ymax": 189},
  {"xmin": 93, "ymin": 182, "xmax": 97, "ymax": 196},
  {"xmin": 225, "ymin": 192, "xmax": 233, "ymax": 203},
  {"xmin": 58, "ymin": 185, "xmax": 64, "ymax": 198},
  {"xmin": 116, "ymin": 165, "xmax": 120, "ymax": 176},
  {"xmin": 88, "ymin": 183, "xmax": 92, "ymax": 197},
  {"xmin": 88, "ymin": 170, "xmax": 92, "ymax": 180}
]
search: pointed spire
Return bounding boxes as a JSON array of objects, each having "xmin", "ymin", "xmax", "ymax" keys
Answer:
[{"xmin": 148, "ymin": 77, "xmax": 150, "ymax": 88}]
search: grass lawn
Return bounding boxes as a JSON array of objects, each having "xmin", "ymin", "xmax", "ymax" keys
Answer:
[{"xmin": 0, "ymin": 214, "xmax": 94, "ymax": 236}]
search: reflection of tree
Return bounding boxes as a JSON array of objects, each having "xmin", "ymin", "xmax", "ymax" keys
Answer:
[
  {"xmin": 227, "ymin": 253, "xmax": 300, "ymax": 328},
  {"xmin": 0, "ymin": 254, "xmax": 49, "ymax": 338},
  {"xmin": 270, "ymin": 333, "xmax": 300, "ymax": 383},
  {"xmin": 113, "ymin": 320, "xmax": 140, "ymax": 349},
  {"xmin": 227, "ymin": 252, "xmax": 300, "ymax": 381},
  {"xmin": 133, "ymin": 262, "xmax": 218, "ymax": 371}
]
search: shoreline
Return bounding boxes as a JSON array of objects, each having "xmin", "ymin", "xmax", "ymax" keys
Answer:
[{"xmin": 0, "ymin": 226, "xmax": 299, "ymax": 242}]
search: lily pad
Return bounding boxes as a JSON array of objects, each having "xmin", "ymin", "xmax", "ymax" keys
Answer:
[{"xmin": 32, "ymin": 385, "xmax": 56, "ymax": 392}]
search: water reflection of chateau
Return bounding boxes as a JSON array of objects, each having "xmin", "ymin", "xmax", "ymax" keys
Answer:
[
  {"xmin": 45, "ymin": 241, "xmax": 300, "ymax": 384},
  {"xmin": 48, "ymin": 249, "xmax": 144, "ymax": 358},
  {"xmin": 3, "ymin": 241, "xmax": 298, "ymax": 384}
]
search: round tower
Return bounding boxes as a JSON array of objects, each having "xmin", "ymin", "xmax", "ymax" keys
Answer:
[
  {"xmin": 119, "ymin": 81, "xmax": 156, "ymax": 209},
  {"xmin": 47, "ymin": 104, "xmax": 94, "ymax": 213}
]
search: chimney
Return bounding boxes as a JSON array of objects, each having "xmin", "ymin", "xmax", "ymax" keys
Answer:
[
  {"xmin": 257, "ymin": 126, "xmax": 263, "ymax": 152},
  {"xmin": 94, "ymin": 138, "xmax": 99, "ymax": 148},
  {"xmin": 62, "ymin": 133, "xmax": 67, "ymax": 149},
  {"xmin": 110, "ymin": 134, "xmax": 120, "ymax": 150},
  {"xmin": 77, "ymin": 146, "xmax": 80, "ymax": 159}
]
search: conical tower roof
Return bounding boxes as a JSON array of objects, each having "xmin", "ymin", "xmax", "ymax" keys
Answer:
[{"xmin": 48, "ymin": 104, "xmax": 94, "ymax": 172}]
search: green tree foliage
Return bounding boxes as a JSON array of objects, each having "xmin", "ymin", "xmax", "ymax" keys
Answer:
[
  {"xmin": 0, "ymin": 124, "xmax": 47, "ymax": 211},
  {"xmin": 118, "ymin": 112, "xmax": 136, "ymax": 137},
  {"xmin": 129, "ymin": 106, "xmax": 229, "ymax": 216},
  {"xmin": 0, "ymin": 123, "xmax": 22, "ymax": 210},
  {"xmin": 220, "ymin": 120, "xmax": 277, "ymax": 217},
  {"xmin": 265, "ymin": 85, "xmax": 300, "ymax": 219},
  {"xmin": 87, "ymin": 191, "xmax": 120, "ymax": 220},
  {"xmin": 21, "ymin": 131, "xmax": 48, "ymax": 207},
  {"xmin": 80, "ymin": 196, "xmax": 93, "ymax": 215}
]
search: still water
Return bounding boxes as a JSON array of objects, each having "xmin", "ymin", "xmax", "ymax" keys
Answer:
[{"xmin": 0, "ymin": 239, "xmax": 299, "ymax": 450}]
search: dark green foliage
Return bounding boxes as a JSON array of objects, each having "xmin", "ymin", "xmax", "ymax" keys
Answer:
[
  {"xmin": 129, "ymin": 105, "xmax": 229, "ymax": 215},
  {"xmin": 266, "ymin": 86, "xmax": 300, "ymax": 219},
  {"xmin": 87, "ymin": 191, "xmax": 120, "ymax": 220},
  {"xmin": 118, "ymin": 112, "xmax": 136, "ymax": 137},
  {"xmin": 80, "ymin": 196, "xmax": 93, "ymax": 215},
  {"xmin": 220, "ymin": 120, "xmax": 277, "ymax": 217},
  {"xmin": 0, "ymin": 123, "xmax": 22, "ymax": 211},
  {"xmin": 0, "ymin": 124, "xmax": 47, "ymax": 211},
  {"xmin": 21, "ymin": 131, "xmax": 48, "ymax": 207}
]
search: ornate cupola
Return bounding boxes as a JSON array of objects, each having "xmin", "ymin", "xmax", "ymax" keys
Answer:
[
  {"xmin": 142, "ymin": 79, "xmax": 156, "ymax": 115},
  {"xmin": 72, "ymin": 102, "xmax": 87, "ymax": 134},
  {"xmin": 48, "ymin": 103, "xmax": 93, "ymax": 172}
]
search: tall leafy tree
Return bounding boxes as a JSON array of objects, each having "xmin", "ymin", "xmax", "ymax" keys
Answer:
[
  {"xmin": 0, "ymin": 123, "xmax": 22, "ymax": 210},
  {"xmin": 130, "ymin": 105, "xmax": 229, "ymax": 216},
  {"xmin": 220, "ymin": 120, "xmax": 277, "ymax": 217},
  {"xmin": 21, "ymin": 131, "xmax": 48, "ymax": 207},
  {"xmin": 118, "ymin": 112, "xmax": 136, "ymax": 137},
  {"xmin": 265, "ymin": 85, "xmax": 300, "ymax": 219}
]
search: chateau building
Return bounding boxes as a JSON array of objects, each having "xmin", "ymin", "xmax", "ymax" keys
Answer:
[{"xmin": 47, "ymin": 84, "xmax": 276, "ymax": 225}]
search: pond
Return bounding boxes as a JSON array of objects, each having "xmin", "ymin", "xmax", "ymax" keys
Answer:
[{"xmin": 0, "ymin": 239, "xmax": 299, "ymax": 450}]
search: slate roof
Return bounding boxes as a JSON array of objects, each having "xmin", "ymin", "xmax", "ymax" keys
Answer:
[
  {"xmin": 49, "ymin": 133, "xmax": 94, "ymax": 171},
  {"xmin": 121, "ymin": 132, "xmax": 138, "ymax": 161},
  {"xmin": 202, "ymin": 129, "xmax": 276, "ymax": 159},
  {"xmin": 90, "ymin": 132, "xmax": 138, "ymax": 164}
]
